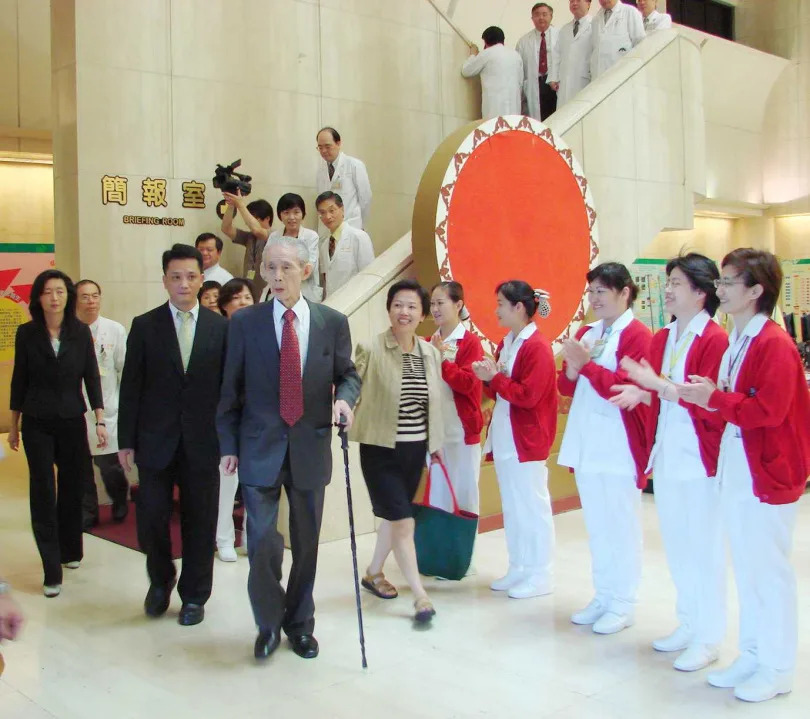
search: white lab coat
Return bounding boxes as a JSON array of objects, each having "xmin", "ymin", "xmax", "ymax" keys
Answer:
[
  {"xmin": 319, "ymin": 223, "xmax": 375, "ymax": 298},
  {"xmin": 267, "ymin": 228, "xmax": 322, "ymax": 301},
  {"xmin": 461, "ymin": 43, "xmax": 523, "ymax": 120},
  {"xmin": 516, "ymin": 26, "xmax": 559, "ymax": 121},
  {"xmin": 83, "ymin": 316, "xmax": 127, "ymax": 455},
  {"xmin": 590, "ymin": 2, "xmax": 645, "ymax": 80},
  {"xmin": 643, "ymin": 10, "xmax": 673, "ymax": 34},
  {"xmin": 316, "ymin": 152, "xmax": 372, "ymax": 230},
  {"xmin": 549, "ymin": 16, "xmax": 593, "ymax": 108}
]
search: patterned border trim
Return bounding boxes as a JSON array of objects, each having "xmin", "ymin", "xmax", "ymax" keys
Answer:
[{"xmin": 433, "ymin": 114, "xmax": 599, "ymax": 355}]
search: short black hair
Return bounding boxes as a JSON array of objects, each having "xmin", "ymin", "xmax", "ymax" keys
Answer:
[
  {"xmin": 218, "ymin": 278, "xmax": 255, "ymax": 315},
  {"xmin": 276, "ymin": 193, "xmax": 307, "ymax": 220},
  {"xmin": 316, "ymin": 191, "xmax": 344, "ymax": 209},
  {"xmin": 162, "ymin": 243, "xmax": 203, "ymax": 274},
  {"xmin": 29, "ymin": 269, "xmax": 80, "ymax": 331},
  {"xmin": 482, "ymin": 26, "xmax": 505, "ymax": 45},
  {"xmin": 495, "ymin": 280, "xmax": 540, "ymax": 318},
  {"xmin": 195, "ymin": 232, "xmax": 223, "ymax": 253},
  {"xmin": 586, "ymin": 262, "xmax": 639, "ymax": 305},
  {"xmin": 317, "ymin": 127, "xmax": 341, "ymax": 143},
  {"xmin": 532, "ymin": 2, "xmax": 553, "ymax": 14},
  {"xmin": 198, "ymin": 280, "xmax": 221, "ymax": 300},
  {"xmin": 721, "ymin": 248, "xmax": 783, "ymax": 316},
  {"xmin": 76, "ymin": 279, "xmax": 101, "ymax": 294},
  {"xmin": 386, "ymin": 279, "xmax": 430, "ymax": 317},
  {"xmin": 246, "ymin": 199, "xmax": 274, "ymax": 223},
  {"xmin": 666, "ymin": 253, "xmax": 720, "ymax": 317}
]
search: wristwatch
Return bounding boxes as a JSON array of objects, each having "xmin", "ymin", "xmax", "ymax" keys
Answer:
[{"xmin": 0, "ymin": 581, "xmax": 10, "ymax": 595}]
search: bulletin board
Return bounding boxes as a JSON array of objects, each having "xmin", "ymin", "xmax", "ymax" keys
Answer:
[{"xmin": 629, "ymin": 258, "xmax": 669, "ymax": 333}]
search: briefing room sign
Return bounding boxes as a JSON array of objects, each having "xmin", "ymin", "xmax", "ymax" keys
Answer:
[{"xmin": 100, "ymin": 174, "xmax": 207, "ymax": 226}]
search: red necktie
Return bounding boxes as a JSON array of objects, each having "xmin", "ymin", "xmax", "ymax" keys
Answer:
[
  {"xmin": 539, "ymin": 31, "xmax": 548, "ymax": 75},
  {"xmin": 280, "ymin": 309, "xmax": 303, "ymax": 426}
]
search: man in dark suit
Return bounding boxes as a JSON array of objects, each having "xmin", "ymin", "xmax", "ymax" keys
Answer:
[
  {"xmin": 218, "ymin": 235, "xmax": 361, "ymax": 661},
  {"xmin": 118, "ymin": 243, "xmax": 228, "ymax": 626}
]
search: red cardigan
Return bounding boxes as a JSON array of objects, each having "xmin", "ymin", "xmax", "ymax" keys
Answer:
[
  {"xmin": 483, "ymin": 330, "xmax": 558, "ymax": 463},
  {"xmin": 647, "ymin": 320, "xmax": 728, "ymax": 477},
  {"xmin": 557, "ymin": 319, "xmax": 653, "ymax": 487},
  {"xmin": 708, "ymin": 320, "xmax": 810, "ymax": 505},
  {"xmin": 431, "ymin": 330, "xmax": 484, "ymax": 444}
]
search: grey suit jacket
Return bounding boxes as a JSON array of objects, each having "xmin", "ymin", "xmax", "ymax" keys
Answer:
[{"xmin": 216, "ymin": 298, "xmax": 361, "ymax": 490}]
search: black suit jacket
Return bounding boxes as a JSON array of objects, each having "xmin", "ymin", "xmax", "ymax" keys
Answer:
[
  {"xmin": 10, "ymin": 320, "xmax": 103, "ymax": 419},
  {"xmin": 216, "ymin": 299, "xmax": 361, "ymax": 490},
  {"xmin": 118, "ymin": 303, "xmax": 228, "ymax": 471}
]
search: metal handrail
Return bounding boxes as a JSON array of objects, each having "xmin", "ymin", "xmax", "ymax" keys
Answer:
[{"xmin": 426, "ymin": 0, "xmax": 473, "ymax": 47}]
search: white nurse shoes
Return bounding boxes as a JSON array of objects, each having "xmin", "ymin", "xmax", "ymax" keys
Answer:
[
  {"xmin": 570, "ymin": 599, "xmax": 606, "ymax": 625},
  {"xmin": 507, "ymin": 577, "xmax": 553, "ymax": 599},
  {"xmin": 592, "ymin": 611, "xmax": 634, "ymax": 635},
  {"xmin": 707, "ymin": 653, "xmax": 758, "ymax": 688},
  {"xmin": 673, "ymin": 644, "xmax": 719, "ymax": 672},
  {"xmin": 652, "ymin": 625, "xmax": 693, "ymax": 652},
  {"xmin": 217, "ymin": 546, "xmax": 238, "ymax": 562},
  {"xmin": 734, "ymin": 668, "xmax": 792, "ymax": 702},
  {"xmin": 490, "ymin": 568, "xmax": 525, "ymax": 592}
]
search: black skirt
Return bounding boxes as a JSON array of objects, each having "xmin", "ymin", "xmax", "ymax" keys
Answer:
[{"xmin": 359, "ymin": 441, "xmax": 428, "ymax": 521}]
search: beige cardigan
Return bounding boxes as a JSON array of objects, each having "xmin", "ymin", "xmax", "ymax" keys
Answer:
[{"xmin": 349, "ymin": 328, "xmax": 444, "ymax": 453}]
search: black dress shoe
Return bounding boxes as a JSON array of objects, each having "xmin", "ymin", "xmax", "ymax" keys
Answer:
[
  {"xmin": 112, "ymin": 502, "xmax": 129, "ymax": 523},
  {"xmin": 82, "ymin": 516, "xmax": 99, "ymax": 531},
  {"xmin": 144, "ymin": 580, "xmax": 176, "ymax": 618},
  {"xmin": 289, "ymin": 634, "xmax": 319, "ymax": 659},
  {"xmin": 254, "ymin": 629, "xmax": 281, "ymax": 660},
  {"xmin": 178, "ymin": 603, "xmax": 204, "ymax": 626}
]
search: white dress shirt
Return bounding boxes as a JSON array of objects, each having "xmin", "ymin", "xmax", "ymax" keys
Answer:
[
  {"xmin": 273, "ymin": 295, "xmax": 310, "ymax": 372},
  {"xmin": 169, "ymin": 301, "xmax": 200, "ymax": 343},
  {"xmin": 204, "ymin": 263, "xmax": 234, "ymax": 285}
]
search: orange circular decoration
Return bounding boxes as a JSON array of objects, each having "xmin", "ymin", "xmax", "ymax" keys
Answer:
[{"xmin": 412, "ymin": 115, "xmax": 598, "ymax": 354}]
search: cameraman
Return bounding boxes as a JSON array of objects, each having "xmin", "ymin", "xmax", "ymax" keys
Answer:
[{"xmin": 221, "ymin": 191, "xmax": 273, "ymax": 299}]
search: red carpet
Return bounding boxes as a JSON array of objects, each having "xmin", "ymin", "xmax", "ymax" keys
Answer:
[{"xmin": 87, "ymin": 487, "xmax": 244, "ymax": 559}]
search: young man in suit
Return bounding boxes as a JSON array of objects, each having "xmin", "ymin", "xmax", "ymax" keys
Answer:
[
  {"xmin": 118, "ymin": 243, "xmax": 228, "ymax": 626},
  {"xmin": 218, "ymin": 235, "xmax": 361, "ymax": 661}
]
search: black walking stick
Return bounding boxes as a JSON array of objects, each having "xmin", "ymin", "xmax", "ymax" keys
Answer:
[{"xmin": 338, "ymin": 416, "xmax": 368, "ymax": 669}]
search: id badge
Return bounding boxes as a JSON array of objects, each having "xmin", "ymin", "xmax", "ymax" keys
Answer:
[{"xmin": 247, "ymin": 269, "xmax": 256, "ymax": 280}]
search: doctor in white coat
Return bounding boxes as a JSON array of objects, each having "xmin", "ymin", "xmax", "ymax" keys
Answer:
[
  {"xmin": 637, "ymin": 0, "xmax": 673, "ymax": 33},
  {"xmin": 549, "ymin": 0, "xmax": 593, "ymax": 108},
  {"xmin": 315, "ymin": 127, "xmax": 372, "ymax": 231},
  {"xmin": 516, "ymin": 3, "xmax": 559, "ymax": 121},
  {"xmin": 590, "ymin": 0, "xmax": 645, "ymax": 80},
  {"xmin": 461, "ymin": 26, "xmax": 523, "ymax": 120}
]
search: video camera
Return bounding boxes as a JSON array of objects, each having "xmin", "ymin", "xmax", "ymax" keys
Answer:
[{"xmin": 212, "ymin": 159, "xmax": 252, "ymax": 196}]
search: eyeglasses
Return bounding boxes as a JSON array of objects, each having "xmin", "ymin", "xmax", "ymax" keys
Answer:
[{"xmin": 713, "ymin": 276, "xmax": 745, "ymax": 289}]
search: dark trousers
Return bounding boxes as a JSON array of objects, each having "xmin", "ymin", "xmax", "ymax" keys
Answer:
[
  {"xmin": 539, "ymin": 76, "xmax": 557, "ymax": 120},
  {"xmin": 135, "ymin": 441, "xmax": 219, "ymax": 605},
  {"xmin": 21, "ymin": 415, "xmax": 91, "ymax": 586},
  {"xmin": 83, "ymin": 453, "xmax": 129, "ymax": 523},
  {"xmin": 242, "ymin": 455, "xmax": 325, "ymax": 636}
]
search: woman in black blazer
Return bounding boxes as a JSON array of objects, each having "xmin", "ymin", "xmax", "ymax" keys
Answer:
[{"xmin": 8, "ymin": 269, "xmax": 106, "ymax": 597}]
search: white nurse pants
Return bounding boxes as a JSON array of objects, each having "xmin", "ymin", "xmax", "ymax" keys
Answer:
[
  {"xmin": 494, "ymin": 455, "xmax": 554, "ymax": 581},
  {"xmin": 575, "ymin": 471, "xmax": 641, "ymax": 615},
  {"xmin": 442, "ymin": 440, "xmax": 482, "ymax": 515}
]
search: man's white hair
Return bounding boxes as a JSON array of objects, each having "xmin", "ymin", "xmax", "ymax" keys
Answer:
[{"xmin": 259, "ymin": 234, "xmax": 311, "ymax": 283}]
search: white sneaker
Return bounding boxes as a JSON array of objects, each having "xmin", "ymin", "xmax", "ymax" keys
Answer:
[
  {"xmin": 707, "ymin": 653, "xmax": 758, "ymax": 688},
  {"xmin": 673, "ymin": 644, "xmax": 719, "ymax": 672},
  {"xmin": 43, "ymin": 584, "xmax": 61, "ymax": 597},
  {"xmin": 63, "ymin": 561, "xmax": 80, "ymax": 569},
  {"xmin": 734, "ymin": 668, "xmax": 792, "ymax": 702},
  {"xmin": 592, "ymin": 611, "xmax": 634, "ymax": 635},
  {"xmin": 652, "ymin": 625, "xmax": 693, "ymax": 652},
  {"xmin": 217, "ymin": 546, "xmax": 238, "ymax": 562},
  {"xmin": 507, "ymin": 577, "xmax": 553, "ymax": 599},
  {"xmin": 490, "ymin": 568, "xmax": 525, "ymax": 592},
  {"xmin": 570, "ymin": 599, "xmax": 606, "ymax": 626}
]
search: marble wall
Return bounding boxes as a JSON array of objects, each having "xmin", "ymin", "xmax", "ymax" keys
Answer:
[{"xmin": 51, "ymin": 0, "xmax": 479, "ymax": 328}]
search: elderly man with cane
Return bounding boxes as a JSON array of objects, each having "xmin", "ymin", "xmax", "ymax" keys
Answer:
[{"xmin": 217, "ymin": 234, "xmax": 361, "ymax": 662}]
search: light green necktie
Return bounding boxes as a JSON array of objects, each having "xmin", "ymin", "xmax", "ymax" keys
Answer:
[{"xmin": 178, "ymin": 310, "xmax": 193, "ymax": 371}]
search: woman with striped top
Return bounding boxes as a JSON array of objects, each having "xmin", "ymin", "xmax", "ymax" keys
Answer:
[{"xmin": 349, "ymin": 279, "xmax": 445, "ymax": 623}]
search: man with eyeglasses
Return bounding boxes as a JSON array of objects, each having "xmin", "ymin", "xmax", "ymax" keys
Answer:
[{"xmin": 76, "ymin": 280, "xmax": 130, "ymax": 528}]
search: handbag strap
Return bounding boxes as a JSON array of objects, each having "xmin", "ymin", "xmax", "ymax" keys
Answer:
[{"xmin": 426, "ymin": 455, "xmax": 461, "ymax": 515}]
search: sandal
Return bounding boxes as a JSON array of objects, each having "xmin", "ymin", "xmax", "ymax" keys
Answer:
[
  {"xmin": 361, "ymin": 572, "xmax": 398, "ymax": 599},
  {"xmin": 413, "ymin": 597, "xmax": 436, "ymax": 624}
]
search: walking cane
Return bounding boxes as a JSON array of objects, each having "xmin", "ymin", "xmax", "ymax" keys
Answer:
[{"xmin": 338, "ymin": 416, "xmax": 368, "ymax": 669}]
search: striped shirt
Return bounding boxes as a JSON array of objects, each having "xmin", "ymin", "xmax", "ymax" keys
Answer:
[{"xmin": 396, "ymin": 352, "xmax": 428, "ymax": 442}]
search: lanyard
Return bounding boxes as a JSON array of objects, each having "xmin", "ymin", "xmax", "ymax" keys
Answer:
[
  {"xmin": 665, "ymin": 331, "xmax": 694, "ymax": 379},
  {"xmin": 724, "ymin": 336, "xmax": 750, "ymax": 391}
]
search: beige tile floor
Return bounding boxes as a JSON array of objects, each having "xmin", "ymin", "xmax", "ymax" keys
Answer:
[{"xmin": 1, "ymin": 443, "xmax": 809, "ymax": 718}]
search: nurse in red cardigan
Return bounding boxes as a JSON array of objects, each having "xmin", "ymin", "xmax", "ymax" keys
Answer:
[
  {"xmin": 429, "ymin": 281, "xmax": 484, "ymax": 515},
  {"xmin": 679, "ymin": 248, "xmax": 810, "ymax": 703},
  {"xmin": 471, "ymin": 280, "xmax": 558, "ymax": 599},
  {"xmin": 557, "ymin": 262, "xmax": 652, "ymax": 635},
  {"xmin": 611, "ymin": 254, "xmax": 728, "ymax": 671}
]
